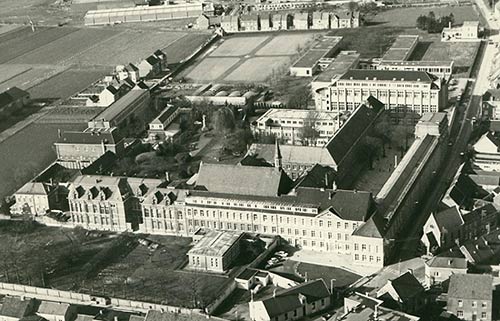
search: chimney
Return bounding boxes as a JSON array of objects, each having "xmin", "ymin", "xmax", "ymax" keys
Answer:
[
  {"xmin": 407, "ymin": 268, "xmax": 413, "ymax": 275},
  {"xmin": 475, "ymin": 244, "xmax": 480, "ymax": 250},
  {"xmin": 273, "ymin": 289, "xmax": 277, "ymax": 298},
  {"xmin": 165, "ymin": 172, "xmax": 170, "ymax": 182},
  {"xmin": 394, "ymin": 155, "xmax": 398, "ymax": 168},
  {"xmin": 325, "ymin": 173, "xmax": 329, "ymax": 188},
  {"xmin": 449, "ymin": 21, "xmax": 452, "ymax": 28},
  {"xmin": 448, "ymin": 260, "xmax": 452, "ymax": 266}
]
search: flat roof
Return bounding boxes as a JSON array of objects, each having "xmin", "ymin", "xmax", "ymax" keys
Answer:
[
  {"xmin": 292, "ymin": 49, "xmax": 329, "ymax": 68},
  {"xmin": 382, "ymin": 48, "xmax": 412, "ymax": 61},
  {"xmin": 418, "ymin": 112, "xmax": 447, "ymax": 124},
  {"xmin": 311, "ymin": 36, "xmax": 343, "ymax": 51},
  {"xmin": 315, "ymin": 51, "xmax": 360, "ymax": 82},
  {"xmin": 93, "ymin": 88, "xmax": 147, "ymax": 122},
  {"xmin": 257, "ymin": 108, "xmax": 339, "ymax": 121},
  {"xmin": 188, "ymin": 230, "xmax": 243, "ymax": 257},
  {"xmin": 391, "ymin": 35, "xmax": 419, "ymax": 49},
  {"xmin": 379, "ymin": 60, "xmax": 453, "ymax": 67}
]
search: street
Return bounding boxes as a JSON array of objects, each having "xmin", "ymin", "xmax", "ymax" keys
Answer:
[{"xmin": 388, "ymin": 1, "xmax": 498, "ymax": 263}]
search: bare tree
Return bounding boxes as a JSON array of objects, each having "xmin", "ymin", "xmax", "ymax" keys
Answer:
[{"xmin": 298, "ymin": 111, "xmax": 320, "ymax": 146}]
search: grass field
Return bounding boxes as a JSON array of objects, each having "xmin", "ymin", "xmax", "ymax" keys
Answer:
[
  {"xmin": 368, "ymin": 5, "xmax": 485, "ymax": 27},
  {"xmin": 0, "ymin": 24, "xmax": 20, "ymax": 36},
  {"xmin": 0, "ymin": 66, "xmax": 65, "ymax": 93},
  {"xmin": 255, "ymin": 33, "xmax": 315, "ymax": 56},
  {"xmin": 9, "ymin": 28, "xmax": 120, "ymax": 65},
  {"xmin": 163, "ymin": 33, "xmax": 211, "ymax": 64},
  {"xmin": 422, "ymin": 39, "xmax": 480, "ymax": 76},
  {"xmin": 224, "ymin": 56, "xmax": 292, "ymax": 82},
  {"xmin": 0, "ymin": 122, "xmax": 86, "ymax": 200},
  {"xmin": 0, "ymin": 27, "xmax": 78, "ymax": 64},
  {"xmin": 186, "ymin": 57, "xmax": 240, "ymax": 82},
  {"xmin": 28, "ymin": 68, "xmax": 109, "ymax": 100},
  {"xmin": 69, "ymin": 30, "xmax": 189, "ymax": 66},
  {"xmin": 210, "ymin": 36, "xmax": 269, "ymax": 57},
  {"xmin": 0, "ymin": 64, "xmax": 31, "ymax": 84}
]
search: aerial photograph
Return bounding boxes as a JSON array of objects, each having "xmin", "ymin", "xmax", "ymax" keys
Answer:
[{"xmin": 0, "ymin": 0, "xmax": 500, "ymax": 319}]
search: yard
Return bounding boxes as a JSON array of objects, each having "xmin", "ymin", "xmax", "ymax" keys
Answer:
[
  {"xmin": 186, "ymin": 57, "xmax": 241, "ymax": 82},
  {"xmin": 210, "ymin": 35, "xmax": 269, "ymax": 57},
  {"xmin": 255, "ymin": 33, "xmax": 315, "ymax": 56},
  {"xmin": 367, "ymin": 4, "xmax": 486, "ymax": 28},
  {"xmin": 224, "ymin": 56, "xmax": 293, "ymax": 82}
]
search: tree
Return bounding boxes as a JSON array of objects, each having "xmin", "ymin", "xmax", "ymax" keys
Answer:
[
  {"xmin": 175, "ymin": 152, "xmax": 191, "ymax": 165},
  {"xmin": 287, "ymin": 85, "xmax": 312, "ymax": 109},
  {"xmin": 298, "ymin": 111, "xmax": 320, "ymax": 146},
  {"xmin": 212, "ymin": 106, "xmax": 235, "ymax": 134},
  {"xmin": 416, "ymin": 15, "xmax": 428, "ymax": 30},
  {"xmin": 347, "ymin": 1, "xmax": 359, "ymax": 13}
]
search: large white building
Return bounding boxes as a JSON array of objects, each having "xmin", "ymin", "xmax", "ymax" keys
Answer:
[
  {"xmin": 315, "ymin": 69, "xmax": 447, "ymax": 120},
  {"xmin": 251, "ymin": 109, "xmax": 340, "ymax": 146}
]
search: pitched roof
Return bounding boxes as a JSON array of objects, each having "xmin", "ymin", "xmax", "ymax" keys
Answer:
[
  {"xmin": 434, "ymin": 206, "xmax": 463, "ymax": 232},
  {"xmin": 16, "ymin": 182, "xmax": 55, "ymax": 195},
  {"xmin": 293, "ymin": 164, "xmax": 337, "ymax": 189},
  {"xmin": 425, "ymin": 256, "xmax": 467, "ymax": 269},
  {"xmin": 389, "ymin": 272, "xmax": 424, "ymax": 300},
  {"xmin": 448, "ymin": 274, "xmax": 492, "ymax": 300},
  {"xmin": 260, "ymin": 280, "xmax": 330, "ymax": 318},
  {"xmin": 195, "ymin": 163, "xmax": 293, "ymax": 197},
  {"xmin": 0, "ymin": 297, "xmax": 34, "ymax": 318},
  {"xmin": 352, "ymin": 214, "xmax": 384, "ymax": 238},
  {"xmin": 144, "ymin": 310, "xmax": 211, "ymax": 321},
  {"xmin": 188, "ymin": 230, "xmax": 243, "ymax": 257},
  {"xmin": 145, "ymin": 55, "xmax": 160, "ymax": 65},
  {"xmin": 37, "ymin": 302, "xmax": 70, "ymax": 316},
  {"xmin": 340, "ymin": 69, "xmax": 433, "ymax": 83},
  {"xmin": 0, "ymin": 86, "xmax": 29, "ymax": 108},
  {"xmin": 58, "ymin": 127, "xmax": 123, "ymax": 145},
  {"xmin": 151, "ymin": 106, "xmax": 179, "ymax": 125}
]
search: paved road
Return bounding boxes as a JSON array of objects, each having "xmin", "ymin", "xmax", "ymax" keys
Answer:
[{"xmin": 389, "ymin": 10, "xmax": 498, "ymax": 262}]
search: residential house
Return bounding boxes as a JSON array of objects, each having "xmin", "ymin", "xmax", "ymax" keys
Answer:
[
  {"xmin": 153, "ymin": 49, "xmax": 167, "ymax": 70},
  {"xmin": 0, "ymin": 297, "xmax": 36, "ymax": 321},
  {"xmin": 293, "ymin": 12, "xmax": 308, "ymax": 30},
  {"xmin": 271, "ymin": 13, "xmax": 284, "ymax": 30},
  {"xmin": 187, "ymin": 230, "xmax": 243, "ymax": 272},
  {"xmin": 350, "ymin": 214, "xmax": 386, "ymax": 271},
  {"xmin": 424, "ymin": 256, "xmax": 467, "ymax": 286},
  {"xmin": 37, "ymin": 302, "xmax": 76, "ymax": 321},
  {"xmin": 311, "ymin": 11, "xmax": 329, "ymax": 30},
  {"xmin": 447, "ymin": 274, "xmax": 492, "ymax": 321},
  {"xmin": 0, "ymin": 87, "xmax": 30, "ymax": 114},
  {"xmin": 196, "ymin": 14, "xmax": 221, "ymax": 29},
  {"xmin": 482, "ymin": 89, "xmax": 500, "ymax": 120},
  {"xmin": 127, "ymin": 64, "xmax": 140, "ymax": 83},
  {"xmin": 341, "ymin": 293, "xmax": 420, "ymax": 321},
  {"xmin": 442, "ymin": 21, "xmax": 480, "ymax": 42},
  {"xmin": 473, "ymin": 131, "xmax": 500, "ymax": 171},
  {"xmin": 235, "ymin": 268, "xmax": 270, "ymax": 290},
  {"xmin": 147, "ymin": 105, "xmax": 181, "ymax": 142},
  {"xmin": 138, "ymin": 55, "xmax": 161, "ymax": 78},
  {"xmin": 12, "ymin": 182, "xmax": 61, "ymax": 216},
  {"xmin": 375, "ymin": 271, "xmax": 425, "ymax": 314},
  {"xmin": 221, "ymin": 15, "xmax": 239, "ymax": 32},
  {"xmin": 335, "ymin": 11, "xmax": 359, "ymax": 29},
  {"xmin": 259, "ymin": 13, "xmax": 272, "ymax": 31},
  {"xmin": 240, "ymin": 14, "xmax": 259, "ymax": 31},
  {"xmin": 249, "ymin": 279, "xmax": 331, "ymax": 321}
]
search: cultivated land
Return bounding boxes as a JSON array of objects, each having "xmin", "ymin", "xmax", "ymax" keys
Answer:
[
  {"xmin": 0, "ymin": 221, "xmax": 229, "ymax": 308},
  {"xmin": 368, "ymin": 4, "xmax": 486, "ymax": 27},
  {"xmin": 184, "ymin": 33, "xmax": 316, "ymax": 83}
]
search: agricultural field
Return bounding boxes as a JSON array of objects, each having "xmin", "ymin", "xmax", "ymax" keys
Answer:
[
  {"xmin": 0, "ymin": 66, "xmax": 66, "ymax": 93},
  {"xmin": 0, "ymin": 24, "xmax": 20, "ymax": 36},
  {"xmin": 28, "ymin": 68, "xmax": 109, "ymax": 100},
  {"xmin": 0, "ymin": 64, "xmax": 31, "ymax": 84},
  {"xmin": 184, "ymin": 33, "xmax": 318, "ymax": 83},
  {"xmin": 255, "ymin": 33, "xmax": 315, "ymax": 56},
  {"xmin": 69, "ymin": 30, "xmax": 191, "ymax": 66},
  {"xmin": 368, "ymin": 4, "xmax": 486, "ymax": 28},
  {"xmin": 210, "ymin": 36, "xmax": 269, "ymax": 57},
  {"xmin": 0, "ymin": 122, "xmax": 86, "ymax": 200}
]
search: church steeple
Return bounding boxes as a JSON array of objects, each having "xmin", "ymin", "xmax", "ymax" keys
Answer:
[{"xmin": 274, "ymin": 138, "xmax": 282, "ymax": 170}]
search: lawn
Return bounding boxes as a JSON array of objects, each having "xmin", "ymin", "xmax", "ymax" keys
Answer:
[
  {"xmin": 0, "ymin": 27, "xmax": 78, "ymax": 64},
  {"xmin": 163, "ymin": 32, "xmax": 212, "ymax": 64},
  {"xmin": 224, "ymin": 56, "xmax": 292, "ymax": 82},
  {"xmin": 422, "ymin": 39, "xmax": 480, "ymax": 76},
  {"xmin": 186, "ymin": 57, "xmax": 240, "ymax": 82},
  {"xmin": 0, "ymin": 66, "xmax": 65, "ymax": 93},
  {"xmin": 255, "ymin": 33, "xmax": 315, "ymax": 56},
  {"xmin": 328, "ymin": 26, "xmax": 406, "ymax": 59},
  {"xmin": 9, "ymin": 28, "xmax": 120, "ymax": 65},
  {"xmin": 368, "ymin": 5, "xmax": 486, "ymax": 28},
  {"xmin": 28, "ymin": 68, "xmax": 109, "ymax": 100},
  {"xmin": 210, "ymin": 35, "xmax": 269, "ymax": 57},
  {"xmin": 0, "ymin": 24, "xmax": 20, "ymax": 36}
]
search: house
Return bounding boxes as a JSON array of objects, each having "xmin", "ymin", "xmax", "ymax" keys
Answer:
[
  {"xmin": 294, "ymin": 12, "xmax": 308, "ymax": 30},
  {"xmin": 221, "ymin": 15, "xmax": 239, "ymax": 32},
  {"xmin": 421, "ymin": 203, "xmax": 498, "ymax": 255},
  {"xmin": 311, "ymin": 11, "xmax": 329, "ymax": 30},
  {"xmin": 482, "ymin": 89, "xmax": 500, "ymax": 120},
  {"xmin": 138, "ymin": 55, "xmax": 161, "ymax": 78},
  {"xmin": 424, "ymin": 256, "xmax": 467, "ymax": 286},
  {"xmin": 341, "ymin": 293, "xmax": 420, "ymax": 321},
  {"xmin": 12, "ymin": 182, "xmax": 61, "ymax": 216},
  {"xmin": 196, "ymin": 14, "xmax": 221, "ymax": 29},
  {"xmin": 0, "ymin": 87, "xmax": 30, "ymax": 114},
  {"xmin": 350, "ymin": 214, "xmax": 386, "ymax": 272},
  {"xmin": 153, "ymin": 49, "xmax": 167, "ymax": 70},
  {"xmin": 375, "ymin": 271, "xmax": 425, "ymax": 314},
  {"xmin": 259, "ymin": 13, "xmax": 272, "ymax": 31},
  {"xmin": 335, "ymin": 11, "xmax": 359, "ymax": 29},
  {"xmin": 249, "ymin": 279, "xmax": 331, "ymax": 321},
  {"xmin": 147, "ymin": 105, "xmax": 181, "ymax": 142},
  {"xmin": 0, "ymin": 297, "xmax": 36, "ymax": 321},
  {"xmin": 442, "ymin": 21, "xmax": 480, "ymax": 42},
  {"xmin": 142, "ymin": 310, "xmax": 212, "ymax": 321},
  {"xmin": 87, "ymin": 84, "xmax": 130, "ymax": 107},
  {"xmin": 187, "ymin": 230, "xmax": 243, "ymax": 273},
  {"xmin": 37, "ymin": 302, "xmax": 76, "ymax": 321},
  {"xmin": 473, "ymin": 131, "xmax": 500, "ymax": 171},
  {"xmin": 447, "ymin": 274, "xmax": 492, "ymax": 321},
  {"xmin": 235, "ymin": 268, "xmax": 270, "ymax": 290},
  {"xmin": 240, "ymin": 14, "xmax": 259, "ymax": 31},
  {"xmin": 271, "ymin": 13, "xmax": 283, "ymax": 30},
  {"xmin": 127, "ymin": 64, "xmax": 140, "ymax": 83}
]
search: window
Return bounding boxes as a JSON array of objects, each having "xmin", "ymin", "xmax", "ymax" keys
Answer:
[
  {"xmin": 457, "ymin": 311, "xmax": 463, "ymax": 318},
  {"xmin": 472, "ymin": 301, "xmax": 477, "ymax": 308},
  {"xmin": 482, "ymin": 312, "xmax": 487, "ymax": 319},
  {"xmin": 458, "ymin": 300, "xmax": 463, "ymax": 308},
  {"xmin": 482, "ymin": 302, "xmax": 487, "ymax": 308}
]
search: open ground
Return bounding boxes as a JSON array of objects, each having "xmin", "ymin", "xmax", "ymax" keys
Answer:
[{"xmin": 182, "ymin": 33, "xmax": 318, "ymax": 83}]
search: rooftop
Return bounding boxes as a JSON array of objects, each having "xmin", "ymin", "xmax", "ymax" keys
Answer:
[
  {"xmin": 256, "ymin": 108, "xmax": 339, "ymax": 122},
  {"xmin": 58, "ymin": 127, "xmax": 123, "ymax": 145},
  {"xmin": 339, "ymin": 69, "xmax": 433, "ymax": 83},
  {"xmin": 188, "ymin": 230, "xmax": 243, "ymax": 257},
  {"xmin": 425, "ymin": 256, "xmax": 467, "ymax": 269},
  {"xmin": 418, "ymin": 112, "xmax": 447, "ymax": 125},
  {"xmin": 37, "ymin": 302, "xmax": 71, "ymax": 316},
  {"xmin": 92, "ymin": 87, "xmax": 148, "ymax": 124},
  {"xmin": 292, "ymin": 49, "xmax": 330, "ymax": 68},
  {"xmin": 315, "ymin": 51, "xmax": 360, "ymax": 83},
  {"xmin": 0, "ymin": 297, "xmax": 34, "ymax": 318},
  {"xmin": 448, "ymin": 274, "xmax": 492, "ymax": 300}
]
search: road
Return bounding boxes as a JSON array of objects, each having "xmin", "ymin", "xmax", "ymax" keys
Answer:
[{"xmin": 389, "ymin": 5, "xmax": 498, "ymax": 263}]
